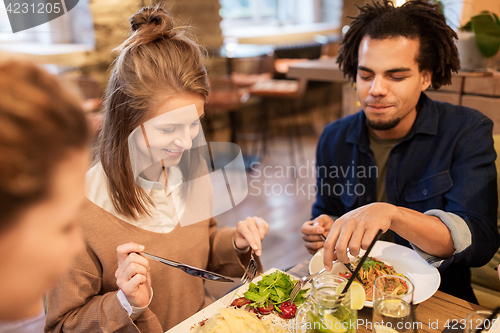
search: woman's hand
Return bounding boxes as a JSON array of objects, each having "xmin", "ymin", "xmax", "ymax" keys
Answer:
[
  {"xmin": 234, "ymin": 217, "xmax": 269, "ymax": 256},
  {"xmin": 115, "ymin": 243, "xmax": 152, "ymax": 308}
]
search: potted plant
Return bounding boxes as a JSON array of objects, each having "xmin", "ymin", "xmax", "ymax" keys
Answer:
[{"xmin": 457, "ymin": 11, "xmax": 500, "ymax": 70}]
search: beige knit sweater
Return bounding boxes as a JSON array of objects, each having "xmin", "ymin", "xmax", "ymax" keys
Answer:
[{"xmin": 45, "ymin": 200, "xmax": 260, "ymax": 332}]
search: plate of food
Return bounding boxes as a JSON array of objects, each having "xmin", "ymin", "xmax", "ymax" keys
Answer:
[
  {"xmin": 309, "ymin": 241, "xmax": 440, "ymax": 307},
  {"xmin": 166, "ymin": 269, "xmax": 309, "ymax": 333}
]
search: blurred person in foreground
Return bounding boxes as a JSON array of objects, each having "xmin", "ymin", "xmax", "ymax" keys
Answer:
[
  {"xmin": 0, "ymin": 61, "xmax": 91, "ymax": 329},
  {"xmin": 45, "ymin": 6, "xmax": 269, "ymax": 332},
  {"xmin": 301, "ymin": 0, "xmax": 499, "ymax": 303}
]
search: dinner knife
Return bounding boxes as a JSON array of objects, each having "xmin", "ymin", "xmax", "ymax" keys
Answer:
[{"xmin": 143, "ymin": 252, "xmax": 234, "ymax": 283}]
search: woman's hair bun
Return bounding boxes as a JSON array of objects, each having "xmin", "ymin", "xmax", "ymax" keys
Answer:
[{"xmin": 129, "ymin": 6, "xmax": 177, "ymax": 42}]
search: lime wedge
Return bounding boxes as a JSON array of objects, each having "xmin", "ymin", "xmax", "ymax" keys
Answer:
[
  {"xmin": 336, "ymin": 281, "xmax": 365, "ymax": 310},
  {"xmin": 323, "ymin": 314, "xmax": 348, "ymax": 333}
]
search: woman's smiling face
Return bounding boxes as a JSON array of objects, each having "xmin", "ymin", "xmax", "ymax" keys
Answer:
[{"xmin": 137, "ymin": 92, "xmax": 205, "ymax": 170}]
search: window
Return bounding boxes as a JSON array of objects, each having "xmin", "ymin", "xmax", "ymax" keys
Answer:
[
  {"xmin": 219, "ymin": 0, "xmax": 342, "ymax": 38},
  {"xmin": 220, "ymin": 0, "xmax": 277, "ymax": 23}
]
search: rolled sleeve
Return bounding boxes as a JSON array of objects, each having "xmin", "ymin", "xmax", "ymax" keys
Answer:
[{"xmin": 410, "ymin": 209, "xmax": 471, "ymax": 268}]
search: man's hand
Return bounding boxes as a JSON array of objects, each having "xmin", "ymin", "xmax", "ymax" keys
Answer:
[
  {"xmin": 323, "ymin": 203, "xmax": 395, "ymax": 270},
  {"xmin": 115, "ymin": 243, "xmax": 152, "ymax": 308},
  {"xmin": 301, "ymin": 215, "xmax": 335, "ymax": 255},
  {"xmin": 234, "ymin": 217, "xmax": 269, "ymax": 256}
]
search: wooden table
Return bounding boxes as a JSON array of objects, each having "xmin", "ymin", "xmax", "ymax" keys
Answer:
[
  {"xmin": 287, "ymin": 260, "xmax": 484, "ymax": 333},
  {"xmin": 287, "ymin": 57, "xmax": 348, "ymax": 83}
]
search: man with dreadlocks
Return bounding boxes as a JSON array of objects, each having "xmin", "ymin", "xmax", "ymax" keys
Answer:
[{"xmin": 301, "ymin": 0, "xmax": 499, "ymax": 303}]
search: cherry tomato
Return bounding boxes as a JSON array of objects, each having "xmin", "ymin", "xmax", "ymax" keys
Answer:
[
  {"xmin": 278, "ymin": 301, "xmax": 297, "ymax": 319},
  {"xmin": 230, "ymin": 297, "xmax": 251, "ymax": 308}
]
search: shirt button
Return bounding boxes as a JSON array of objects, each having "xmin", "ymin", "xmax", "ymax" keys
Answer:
[
  {"xmin": 367, "ymin": 196, "xmax": 372, "ymax": 201},
  {"xmin": 423, "ymin": 189, "xmax": 428, "ymax": 196}
]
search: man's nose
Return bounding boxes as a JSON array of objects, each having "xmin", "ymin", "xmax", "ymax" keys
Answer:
[{"xmin": 369, "ymin": 76, "xmax": 388, "ymax": 96}]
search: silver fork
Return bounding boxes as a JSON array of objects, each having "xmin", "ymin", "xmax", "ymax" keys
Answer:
[
  {"xmin": 241, "ymin": 250, "xmax": 258, "ymax": 283},
  {"xmin": 289, "ymin": 268, "xmax": 326, "ymax": 303}
]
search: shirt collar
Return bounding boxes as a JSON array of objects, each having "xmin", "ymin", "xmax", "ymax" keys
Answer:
[
  {"xmin": 346, "ymin": 92, "xmax": 438, "ymax": 150},
  {"xmin": 136, "ymin": 166, "xmax": 183, "ymax": 196}
]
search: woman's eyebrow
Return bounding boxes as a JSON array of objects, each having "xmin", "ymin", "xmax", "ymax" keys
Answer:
[{"xmin": 155, "ymin": 116, "xmax": 204, "ymax": 127}]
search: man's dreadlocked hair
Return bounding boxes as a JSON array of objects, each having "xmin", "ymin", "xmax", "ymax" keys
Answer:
[{"xmin": 337, "ymin": 0, "xmax": 460, "ymax": 90}]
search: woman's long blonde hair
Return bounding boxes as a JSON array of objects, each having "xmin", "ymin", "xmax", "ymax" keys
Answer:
[{"xmin": 98, "ymin": 5, "xmax": 209, "ymax": 219}]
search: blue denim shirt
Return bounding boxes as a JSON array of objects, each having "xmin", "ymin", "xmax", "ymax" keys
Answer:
[{"xmin": 312, "ymin": 93, "xmax": 500, "ymax": 302}]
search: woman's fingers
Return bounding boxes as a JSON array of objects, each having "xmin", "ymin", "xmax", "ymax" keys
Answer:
[
  {"xmin": 254, "ymin": 217, "xmax": 270, "ymax": 240},
  {"xmin": 235, "ymin": 220, "xmax": 257, "ymax": 250},
  {"xmin": 115, "ymin": 243, "xmax": 152, "ymax": 308},
  {"xmin": 246, "ymin": 218, "xmax": 262, "ymax": 255},
  {"xmin": 115, "ymin": 252, "xmax": 149, "ymax": 278},
  {"xmin": 119, "ymin": 274, "xmax": 148, "ymax": 297},
  {"xmin": 235, "ymin": 217, "xmax": 270, "ymax": 256},
  {"xmin": 117, "ymin": 242, "xmax": 145, "ymax": 264},
  {"xmin": 115, "ymin": 243, "xmax": 149, "ymax": 282},
  {"xmin": 116, "ymin": 261, "xmax": 149, "ymax": 285}
]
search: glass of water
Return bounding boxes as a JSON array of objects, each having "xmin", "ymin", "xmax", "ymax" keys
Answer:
[{"xmin": 372, "ymin": 275, "xmax": 414, "ymax": 333}]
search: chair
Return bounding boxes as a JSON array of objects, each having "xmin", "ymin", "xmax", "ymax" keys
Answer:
[
  {"xmin": 205, "ymin": 76, "xmax": 249, "ymax": 144},
  {"xmin": 248, "ymin": 78, "xmax": 309, "ymax": 167},
  {"xmin": 273, "ymin": 41, "xmax": 324, "ymax": 79},
  {"xmin": 245, "ymin": 41, "xmax": 324, "ymax": 167}
]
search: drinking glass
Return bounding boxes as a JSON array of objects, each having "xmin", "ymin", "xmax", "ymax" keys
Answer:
[
  {"xmin": 463, "ymin": 310, "xmax": 499, "ymax": 333},
  {"xmin": 372, "ymin": 275, "xmax": 414, "ymax": 333},
  {"xmin": 296, "ymin": 275, "xmax": 357, "ymax": 333}
]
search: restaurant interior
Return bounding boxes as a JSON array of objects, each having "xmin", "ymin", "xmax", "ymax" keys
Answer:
[{"xmin": 1, "ymin": 0, "xmax": 500, "ymax": 326}]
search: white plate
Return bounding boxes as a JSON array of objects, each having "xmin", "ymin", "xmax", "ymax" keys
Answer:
[
  {"xmin": 309, "ymin": 241, "xmax": 440, "ymax": 307},
  {"xmin": 166, "ymin": 268, "xmax": 298, "ymax": 333}
]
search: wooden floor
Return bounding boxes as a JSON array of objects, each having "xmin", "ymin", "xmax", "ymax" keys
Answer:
[{"xmin": 205, "ymin": 133, "xmax": 322, "ymax": 297}]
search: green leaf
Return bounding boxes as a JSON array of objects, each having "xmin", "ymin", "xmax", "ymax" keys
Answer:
[
  {"xmin": 471, "ymin": 12, "xmax": 500, "ymax": 58},
  {"xmin": 255, "ymin": 292, "xmax": 270, "ymax": 304},
  {"xmin": 276, "ymin": 278, "xmax": 287, "ymax": 289},
  {"xmin": 493, "ymin": 13, "xmax": 500, "ymax": 25},
  {"xmin": 244, "ymin": 290, "xmax": 262, "ymax": 302},
  {"xmin": 461, "ymin": 21, "xmax": 473, "ymax": 32},
  {"xmin": 276, "ymin": 287, "xmax": 286, "ymax": 300},
  {"xmin": 243, "ymin": 270, "xmax": 310, "ymax": 312},
  {"xmin": 260, "ymin": 275, "xmax": 274, "ymax": 286},
  {"xmin": 247, "ymin": 282, "xmax": 257, "ymax": 291}
]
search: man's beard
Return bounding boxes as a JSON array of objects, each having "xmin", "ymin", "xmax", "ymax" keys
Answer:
[{"xmin": 366, "ymin": 117, "xmax": 401, "ymax": 131}]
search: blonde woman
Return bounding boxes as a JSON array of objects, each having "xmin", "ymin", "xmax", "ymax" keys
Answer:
[{"xmin": 45, "ymin": 6, "xmax": 269, "ymax": 332}]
